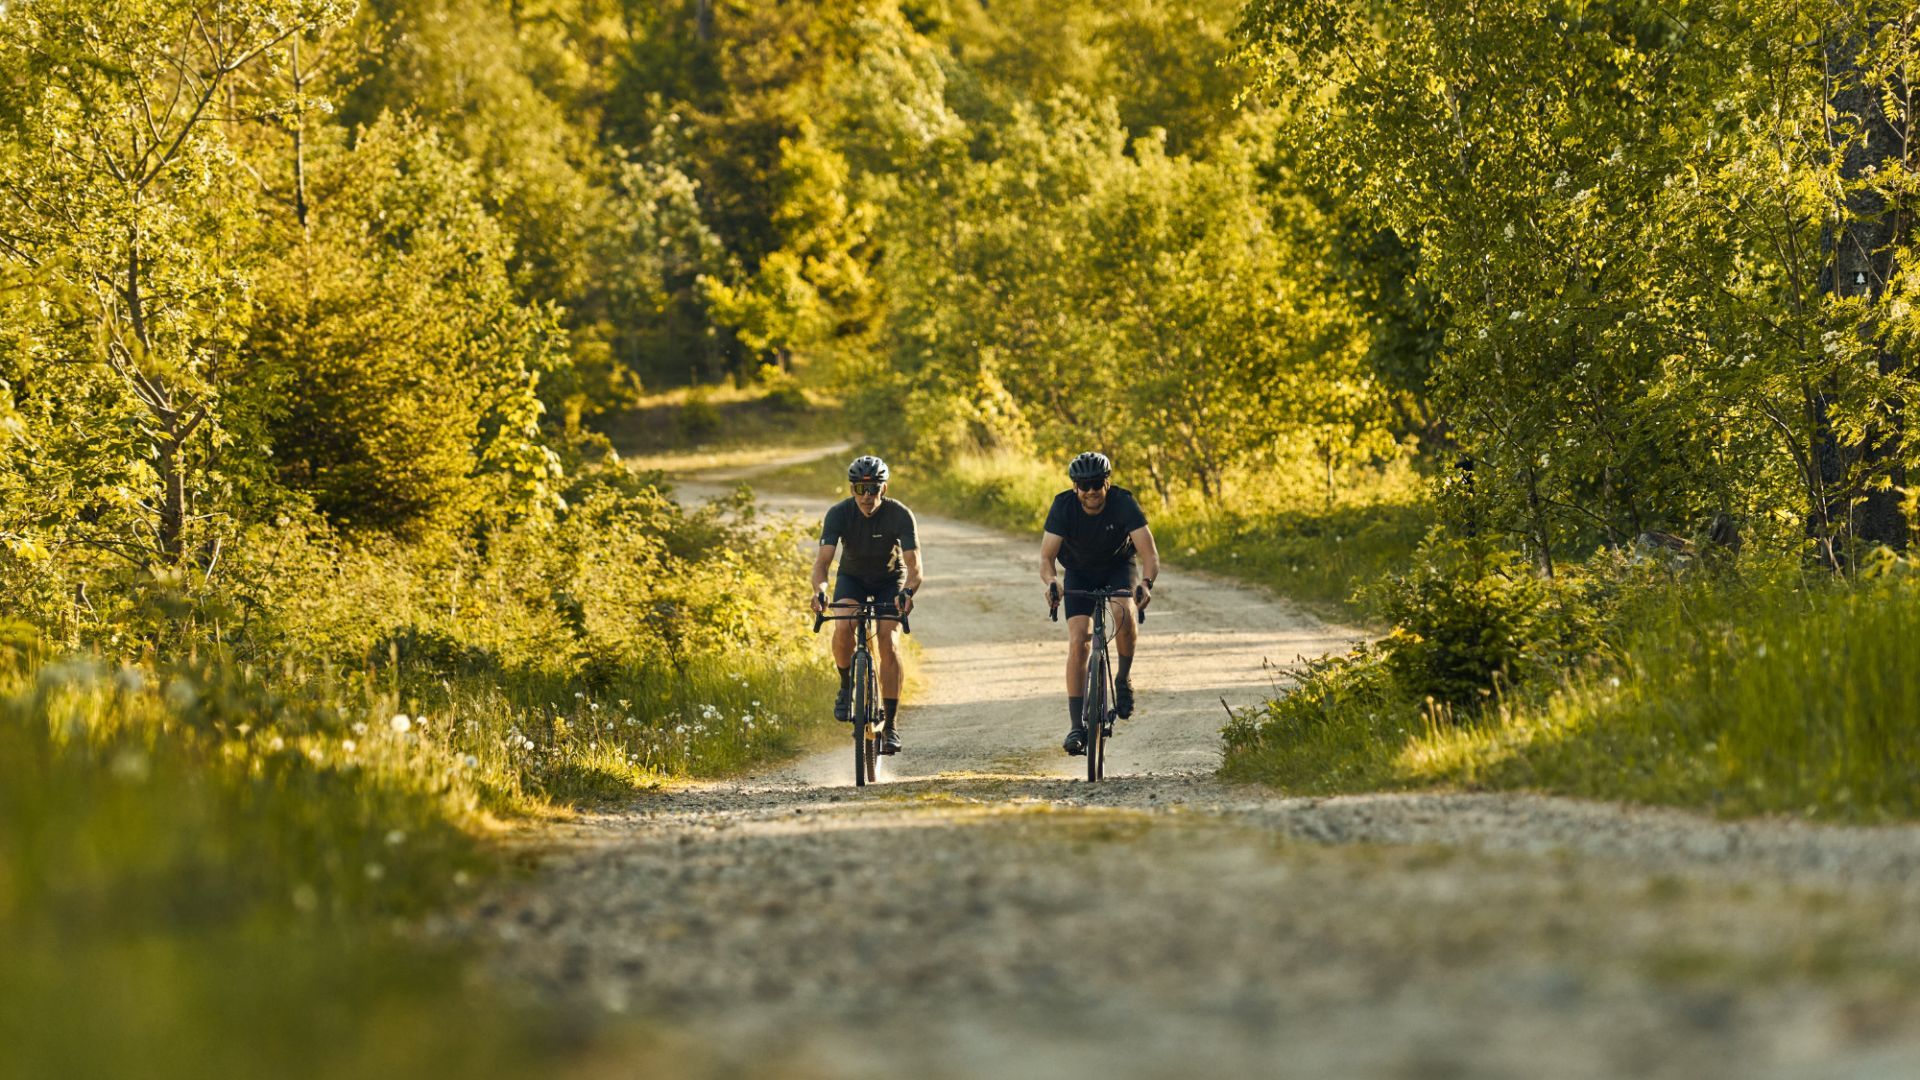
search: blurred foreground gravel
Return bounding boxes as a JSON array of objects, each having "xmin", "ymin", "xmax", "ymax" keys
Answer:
[{"xmin": 453, "ymin": 774, "xmax": 1920, "ymax": 1080}]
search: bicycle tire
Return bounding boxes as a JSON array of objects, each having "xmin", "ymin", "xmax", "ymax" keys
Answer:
[
  {"xmin": 1084, "ymin": 646, "xmax": 1106, "ymax": 784},
  {"xmin": 851, "ymin": 651, "xmax": 874, "ymax": 787}
]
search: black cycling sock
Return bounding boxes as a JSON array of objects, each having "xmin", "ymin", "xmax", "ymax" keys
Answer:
[
  {"xmin": 838, "ymin": 666, "xmax": 852, "ymax": 691},
  {"xmin": 884, "ymin": 698, "xmax": 899, "ymax": 725},
  {"xmin": 1117, "ymin": 653, "xmax": 1133, "ymax": 685},
  {"xmin": 1069, "ymin": 696, "xmax": 1084, "ymax": 728}
]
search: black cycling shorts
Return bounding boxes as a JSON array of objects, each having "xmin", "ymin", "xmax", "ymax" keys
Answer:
[
  {"xmin": 1061, "ymin": 561, "xmax": 1140, "ymax": 620},
  {"xmin": 832, "ymin": 571, "xmax": 906, "ymax": 615}
]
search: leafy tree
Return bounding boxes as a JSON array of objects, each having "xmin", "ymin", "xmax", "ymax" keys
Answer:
[
  {"xmin": 0, "ymin": 0, "xmax": 353, "ymax": 568},
  {"xmin": 1236, "ymin": 0, "xmax": 1917, "ymax": 564},
  {"xmin": 248, "ymin": 114, "xmax": 567, "ymax": 536}
]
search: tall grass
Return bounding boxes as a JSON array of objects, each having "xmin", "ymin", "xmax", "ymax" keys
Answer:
[
  {"xmin": 1224, "ymin": 569, "xmax": 1920, "ymax": 821},
  {"xmin": 0, "ymin": 649, "xmax": 559, "ymax": 1078},
  {"xmin": 0, "ymin": 471, "xmax": 838, "ymax": 1075}
]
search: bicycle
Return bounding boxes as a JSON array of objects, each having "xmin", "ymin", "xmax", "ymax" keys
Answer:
[
  {"xmin": 814, "ymin": 596, "xmax": 911, "ymax": 787},
  {"xmin": 1049, "ymin": 585, "xmax": 1145, "ymax": 782}
]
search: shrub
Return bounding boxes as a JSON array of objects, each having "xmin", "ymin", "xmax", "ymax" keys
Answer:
[
  {"xmin": 1369, "ymin": 540, "xmax": 1608, "ymax": 710},
  {"xmin": 679, "ymin": 386, "xmax": 722, "ymax": 438}
]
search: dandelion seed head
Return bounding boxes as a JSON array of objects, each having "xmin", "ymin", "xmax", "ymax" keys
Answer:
[{"xmin": 390, "ymin": 714, "xmax": 412, "ymax": 734}]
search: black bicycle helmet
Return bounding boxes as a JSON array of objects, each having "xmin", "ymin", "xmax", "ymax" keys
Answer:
[
  {"xmin": 847, "ymin": 455, "xmax": 890, "ymax": 484},
  {"xmin": 1067, "ymin": 451, "xmax": 1111, "ymax": 483}
]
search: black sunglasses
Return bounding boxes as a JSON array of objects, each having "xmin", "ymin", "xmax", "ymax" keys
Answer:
[
  {"xmin": 851, "ymin": 482, "xmax": 883, "ymax": 496},
  {"xmin": 1074, "ymin": 477, "xmax": 1108, "ymax": 492}
]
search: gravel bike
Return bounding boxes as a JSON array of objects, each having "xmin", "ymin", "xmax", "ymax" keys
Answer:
[
  {"xmin": 1050, "ymin": 585, "xmax": 1145, "ymax": 782},
  {"xmin": 815, "ymin": 596, "xmax": 910, "ymax": 787}
]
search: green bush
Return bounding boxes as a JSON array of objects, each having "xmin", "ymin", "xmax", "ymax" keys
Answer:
[
  {"xmin": 678, "ymin": 387, "xmax": 722, "ymax": 438},
  {"xmin": 1369, "ymin": 541, "xmax": 1608, "ymax": 710}
]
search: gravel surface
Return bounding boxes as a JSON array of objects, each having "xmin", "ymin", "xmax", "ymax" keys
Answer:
[{"xmin": 455, "ymin": 469, "xmax": 1920, "ymax": 1078}]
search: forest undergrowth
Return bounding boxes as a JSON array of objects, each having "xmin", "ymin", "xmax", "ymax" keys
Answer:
[{"xmin": 1, "ymin": 460, "xmax": 831, "ymax": 1076}]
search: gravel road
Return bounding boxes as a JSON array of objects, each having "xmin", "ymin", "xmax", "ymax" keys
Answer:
[{"xmin": 458, "ymin": 465, "xmax": 1920, "ymax": 1078}]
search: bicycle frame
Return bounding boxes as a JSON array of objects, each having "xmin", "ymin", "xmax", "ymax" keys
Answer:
[
  {"xmin": 1050, "ymin": 586, "xmax": 1142, "ymax": 782},
  {"xmin": 814, "ymin": 598, "xmax": 910, "ymax": 786}
]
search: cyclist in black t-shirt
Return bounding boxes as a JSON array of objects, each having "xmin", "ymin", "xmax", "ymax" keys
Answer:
[
  {"xmin": 1038, "ymin": 451, "xmax": 1160, "ymax": 756},
  {"xmin": 810, "ymin": 455, "xmax": 923, "ymax": 754}
]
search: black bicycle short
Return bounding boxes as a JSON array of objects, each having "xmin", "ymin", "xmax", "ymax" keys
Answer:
[
  {"xmin": 832, "ymin": 571, "xmax": 906, "ymax": 613},
  {"xmin": 1061, "ymin": 561, "xmax": 1140, "ymax": 620}
]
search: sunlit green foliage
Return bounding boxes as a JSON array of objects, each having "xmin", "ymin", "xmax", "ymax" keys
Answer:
[
  {"xmin": 1224, "ymin": 561, "xmax": 1920, "ymax": 822},
  {"xmin": 1236, "ymin": 0, "xmax": 1918, "ymax": 559},
  {"xmin": 250, "ymin": 114, "xmax": 566, "ymax": 534}
]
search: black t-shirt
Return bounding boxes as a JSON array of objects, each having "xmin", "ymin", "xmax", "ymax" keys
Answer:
[
  {"xmin": 820, "ymin": 497, "xmax": 918, "ymax": 580},
  {"xmin": 1043, "ymin": 486, "xmax": 1148, "ymax": 571}
]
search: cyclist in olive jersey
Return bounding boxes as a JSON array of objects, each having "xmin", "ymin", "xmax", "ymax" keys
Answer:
[
  {"xmin": 810, "ymin": 455, "xmax": 923, "ymax": 754},
  {"xmin": 1038, "ymin": 452, "xmax": 1159, "ymax": 756}
]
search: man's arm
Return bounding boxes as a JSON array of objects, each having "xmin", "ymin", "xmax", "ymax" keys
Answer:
[
  {"xmin": 1040, "ymin": 532, "xmax": 1065, "ymax": 607},
  {"xmin": 1039, "ymin": 532, "xmax": 1065, "ymax": 585},
  {"xmin": 1130, "ymin": 525, "xmax": 1160, "ymax": 609},
  {"xmin": 897, "ymin": 548, "xmax": 923, "ymax": 615},
  {"xmin": 810, "ymin": 543, "xmax": 837, "ymax": 612}
]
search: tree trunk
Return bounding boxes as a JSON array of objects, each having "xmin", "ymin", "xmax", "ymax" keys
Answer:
[
  {"xmin": 1815, "ymin": 15, "xmax": 1912, "ymax": 556},
  {"xmin": 291, "ymin": 35, "xmax": 310, "ymax": 230},
  {"xmin": 158, "ymin": 432, "xmax": 186, "ymax": 562}
]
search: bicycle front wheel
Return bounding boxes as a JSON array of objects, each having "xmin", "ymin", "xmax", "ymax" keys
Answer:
[
  {"xmin": 1084, "ymin": 649, "xmax": 1107, "ymax": 783},
  {"xmin": 851, "ymin": 652, "xmax": 874, "ymax": 787}
]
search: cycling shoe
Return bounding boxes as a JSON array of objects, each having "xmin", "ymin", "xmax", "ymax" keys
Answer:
[
  {"xmin": 1062, "ymin": 725, "xmax": 1087, "ymax": 756},
  {"xmin": 880, "ymin": 726, "xmax": 903, "ymax": 755},
  {"xmin": 833, "ymin": 685, "xmax": 852, "ymax": 721},
  {"xmin": 1114, "ymin": 679, "xmax": 1135, "ymax": 719}
]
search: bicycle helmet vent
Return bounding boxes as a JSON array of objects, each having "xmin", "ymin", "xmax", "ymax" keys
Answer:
[
  {"xmin": 1067, "ymin": 451, "xmax": 1111, "ymax": 482},
  {"xmin": 847, "ymin": 455, "xmax": 890, "ymax": 484}
]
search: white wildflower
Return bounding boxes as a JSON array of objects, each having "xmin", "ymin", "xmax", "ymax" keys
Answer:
[
  {"xmin": 390, "ymin": 714, "xmax": 412, "ymax": 734},
  {"xmin": 342, "ymin": 739, "xmax": 357, "ymax": 753},
  {"xmin": 352, "ymin": 722, "xmax": 368, "ymax": 737},
  {"xmin": 463, "ymin": 754, "xmax": 479, "ymax": 769},
  {"xmin": 364, "ymin": 862, "xmax": 386, "ymax": 882},
  {"xmin": 385, "ymin": 829, "xmax": 406, "ymax": 847}
]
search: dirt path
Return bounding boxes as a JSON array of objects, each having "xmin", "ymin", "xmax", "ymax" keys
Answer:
[
  {"xmin": 457, "ymin": 465, "xmax": 1920, "ymax": 1078},
  {"xmin": 677, "ymin": 478, "xmax": 1360, "ymax": 784}
]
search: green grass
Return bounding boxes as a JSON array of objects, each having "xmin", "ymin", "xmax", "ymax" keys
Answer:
[
  {"xmin": 0, "ymin": 463, "xmax": 840, "ymax": 1076},
  {"xmin": 764, "ymin": 448, "xmax": 1428, "ymax": 624},
  {"xmin": 0, "ymin": 645, "xmax": 832, "ymax": 1078},
  {"xmin": 1223, "ymin": 570, "xmax": 1920, "ymax": 822},
  {"xmin": 597, "ymin": 381, "xmax": 844, "ymax": 463}
]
